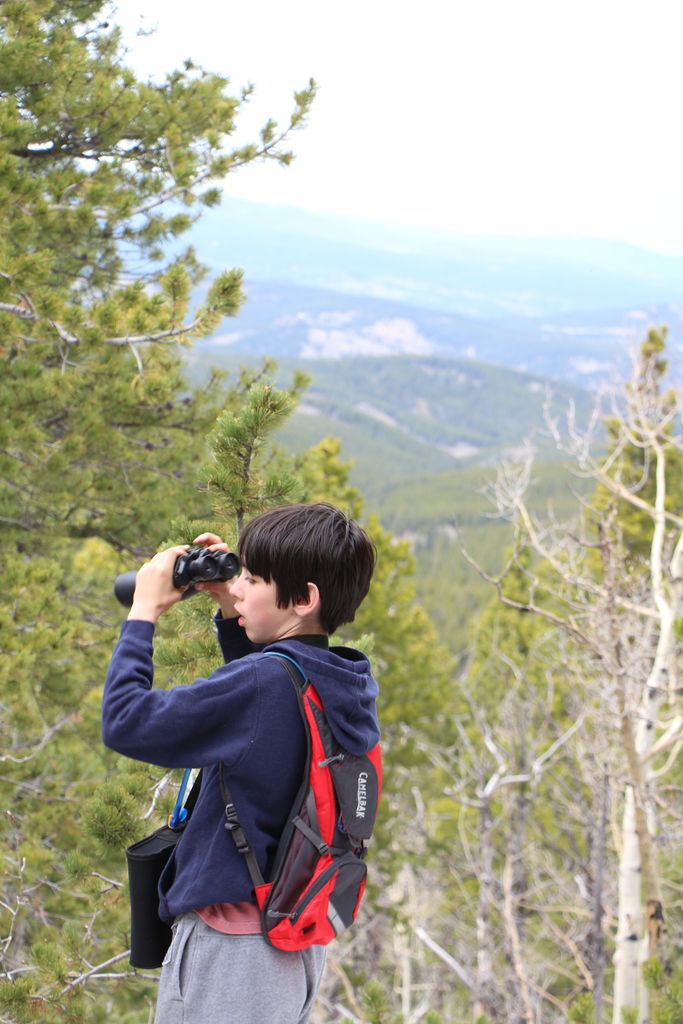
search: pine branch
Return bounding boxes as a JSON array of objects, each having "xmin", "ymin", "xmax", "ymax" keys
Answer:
[{"xmin": 60, "ymin": 951, "xmax": 134, "ymax": 994}]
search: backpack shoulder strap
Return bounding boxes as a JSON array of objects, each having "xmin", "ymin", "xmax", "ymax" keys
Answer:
[
  {"xmin": 219, "ymin": 763, "xmax": 264, "ymax": 888},
  {"xmin": 219, "ymin": 652, "xmax": 310, "ymax": 890}
]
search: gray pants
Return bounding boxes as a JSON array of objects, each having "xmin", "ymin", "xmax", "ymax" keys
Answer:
[{"xmin": 154, "ymin": 913, "xmax": 327, "ymax": 1024}]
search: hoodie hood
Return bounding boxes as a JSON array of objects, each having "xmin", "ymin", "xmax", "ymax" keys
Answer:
[{"xmin": 265, "ymin": 638, "xmax": 380, "ymax": 755}]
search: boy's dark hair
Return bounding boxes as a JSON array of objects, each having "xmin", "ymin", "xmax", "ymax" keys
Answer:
[{"xmin": 237, "ymin": 503, "xmax": 376, "ymax": 634}]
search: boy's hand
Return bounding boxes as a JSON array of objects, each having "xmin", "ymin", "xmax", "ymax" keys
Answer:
[
  {"xmin": 191, "ymin": 532, "xmax": 240, "ymax": 620},
  {"xmin": 128, "ymin": 545, "xmax": 190, "ymax": 624}
]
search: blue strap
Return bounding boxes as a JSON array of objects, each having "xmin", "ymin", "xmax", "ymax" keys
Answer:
[
  {"xmin": 262, "ymin": 650, "xmax": 307, "ymax": 682},
  {"xmin": 169, "ymin": 768, "xmax": 193, "ymax": 828}
]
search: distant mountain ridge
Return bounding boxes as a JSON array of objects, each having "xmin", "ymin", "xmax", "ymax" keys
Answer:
[
  {"xmin": 189, "ymin": 198, "xmax": 683, "ymax": 385},
  {"xmin": 182, "ymin": 197, "xmax": 683, "ymax": 494},
  {"xmin": 195, "ymin": 277, "xmax": 679, "ymax": 385},
  {"xmin": 192, "ymin": 196, "xmax": 683, "ymax": 320},
  {"xmin": 183, "ymin": 198, "xmax": 683, "ymax": 493}
]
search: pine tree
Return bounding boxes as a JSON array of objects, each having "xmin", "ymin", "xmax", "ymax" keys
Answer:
[
  {"xmin": 0, "ymin": 4, "xmax": 315, "ymax": 1020},
  {"xmin": 0, "ymin": 0, "xmax": 315, "ymax": 558}
]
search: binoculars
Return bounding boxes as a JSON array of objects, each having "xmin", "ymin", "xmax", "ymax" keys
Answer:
[{"xmin": 114, "ymin": 546, "xmax": 240, "ymax": 607}]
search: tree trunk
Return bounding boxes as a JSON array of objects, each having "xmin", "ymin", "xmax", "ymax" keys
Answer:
[
  {"xmin": 612, "ymin": 435, "xmax": 682, "ymax": 1023},
  {"xmin": 474, "ymin": 798, "xmax": 497, "ymax": 1022}
]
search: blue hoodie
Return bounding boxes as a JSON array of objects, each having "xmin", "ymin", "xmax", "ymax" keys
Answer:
[{"xmin": 102, "ymin": 615, "xmax": 380, "ymax": 922}]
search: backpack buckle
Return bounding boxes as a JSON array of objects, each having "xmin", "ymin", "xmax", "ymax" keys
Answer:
[{"xmin": 224, "ymin": 802, "xmax": 250, "ymax": 854}]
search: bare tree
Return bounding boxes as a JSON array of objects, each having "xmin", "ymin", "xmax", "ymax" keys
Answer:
[
  {"xmin": 470, "ymin": 332, "xmax": 683, "ymax": 1023},
  {"xmin": 411, "ymin": 621, "xmax": 609, "ymax": 1023}
]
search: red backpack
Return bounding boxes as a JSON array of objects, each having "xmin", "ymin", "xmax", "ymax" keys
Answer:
[{"xmin": 219, "ymin": 651, "xmax": 382, "ymax": 950}]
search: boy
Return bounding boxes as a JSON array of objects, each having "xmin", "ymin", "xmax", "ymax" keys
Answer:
[{"xmin": 102, "ymin": 503, "xmax": 379, "ymax": 1024}]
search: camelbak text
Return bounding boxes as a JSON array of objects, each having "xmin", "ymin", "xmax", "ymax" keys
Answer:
[{"xmin": 356, "ymin": 772, "xmax": 369, "ymax": 818}]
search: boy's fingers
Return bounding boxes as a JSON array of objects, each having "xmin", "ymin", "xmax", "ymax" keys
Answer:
[
  {"xmin": 193, "ymin": 534, "xmax": 230, "ymax": 554},
  {"xmin": 137, "ymin": 546, "xmax": 188, "ymax": 579},
  {"xmin": 193, "ymin": 532, "xmax": 224, "ymax": 546},
  {"xmin": 146, "ymin": 545, "xmax": 188, "ymax": 567}
]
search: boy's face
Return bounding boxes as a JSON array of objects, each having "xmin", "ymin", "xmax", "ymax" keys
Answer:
[{"xmin": 229, "ymin": 567, "xmax": 303, "ymax": 644}]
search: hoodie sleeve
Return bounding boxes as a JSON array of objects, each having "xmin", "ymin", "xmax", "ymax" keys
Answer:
[{"xmin": 101, "ymin": 619, "xmax": 259, "ymax": 769}]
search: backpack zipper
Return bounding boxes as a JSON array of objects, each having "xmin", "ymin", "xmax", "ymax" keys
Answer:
[{"xmin": 318, "ymin": 752, "xmax": 345, "ymax": 767}]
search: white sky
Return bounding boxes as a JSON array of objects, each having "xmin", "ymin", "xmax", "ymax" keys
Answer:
[{"xmin": 113, "ymin": 0, "xmax": 683, "ymax": 254}]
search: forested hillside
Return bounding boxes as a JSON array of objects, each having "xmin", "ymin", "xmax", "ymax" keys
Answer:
[
  {"xmin": 187, "ymin": 354, "xmax": 593, "ymax": 488},
  {"xmin": 186, "ymin": 349, "xmax": 596, "ymax": 654}
]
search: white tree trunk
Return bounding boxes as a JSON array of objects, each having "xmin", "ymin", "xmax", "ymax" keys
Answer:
[
  {"xmin": 474, "ymin": 799, "xmax": 496, "ymax": 1021},
  {"xmin": 611, "ymin": 431, "xmax": 683, "ymax": 1023},
  {"xmin": 612, "ymin": 785, "xmax": 642, "ymax": 1023}
]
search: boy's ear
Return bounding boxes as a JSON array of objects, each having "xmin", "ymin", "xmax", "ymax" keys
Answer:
[{"xmin": 293, "ymin": 582, "xmax": 321, "ymax": 621}]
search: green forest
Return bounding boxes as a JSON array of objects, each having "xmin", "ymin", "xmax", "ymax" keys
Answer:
[{"xmin": 1, "ymin": 5, "xmax": 682, "ymax": 1024}]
